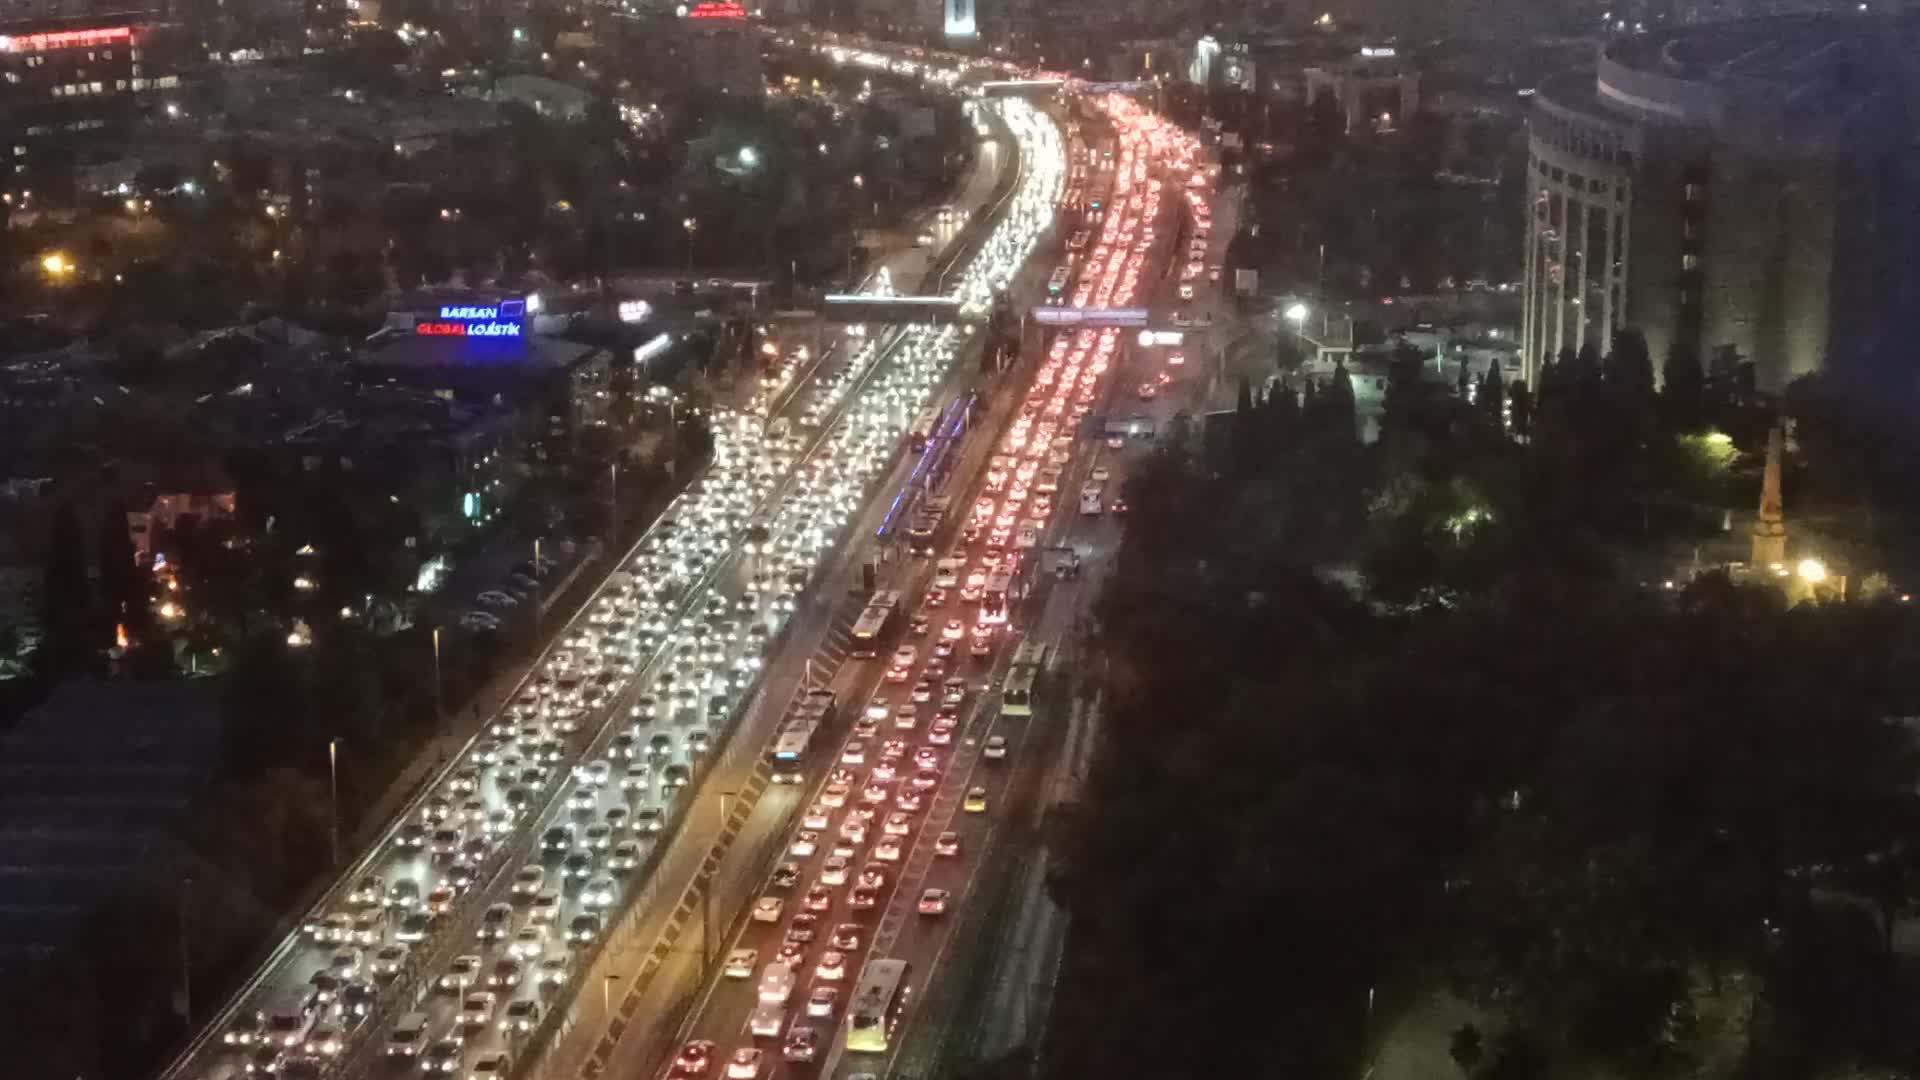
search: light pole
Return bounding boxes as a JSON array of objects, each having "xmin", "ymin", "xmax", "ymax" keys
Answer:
[
  {"xmin": 682, "ymin": 217, "xmax": 698, "ymax": 275},
  {"xmin": 178, "ymin": 876, "xmax": 193, "ymax": 1025},
  {"xmin": 608, "ymin": 461, "xmax": 620, "ymax": 539},
  {"xmin": 1285, "ymin": 301, "xmax": 1308, "ymax": 364},
  {"xmin": 702, "ymin": 790, "xmax": 738, "ymax": 969},
  {"xmin": 531, "ymin": 538, "xmax": 543, "ymax": 633},
  {"xmin": 665, "ymin": 396, "xmax": 679, "ymax": 478},
  {"xmin": 429, "ymin": 627, "xmax": 445, "ymax": 737},
  {"xmin": 327, "ymin": 737, "xmax": 341, "ymax": 868}
]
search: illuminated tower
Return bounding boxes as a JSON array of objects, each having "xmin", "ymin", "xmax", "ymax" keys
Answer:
[{"xmin": 1750, "ymin": 423, "xmax": 1787, "ymax": 570}]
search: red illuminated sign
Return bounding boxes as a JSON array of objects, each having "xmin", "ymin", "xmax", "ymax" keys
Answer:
[
  {"xmin": 416, "ymin": 319, "xmax": 522, "ymax": 338},
  {"xmin": 0, "ymin": 26, "xmax": 132, "ymax": 52},
  {"xmin": 685, "ymin": 1, "xmax": 747, "ymax": 18}
]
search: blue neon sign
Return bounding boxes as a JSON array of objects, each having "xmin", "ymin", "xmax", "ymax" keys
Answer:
[{"xmin": 417, "ymin": 299, "xmax": 526, "ymax": 338}]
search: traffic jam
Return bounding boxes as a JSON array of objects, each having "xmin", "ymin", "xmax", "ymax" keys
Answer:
[{"xmin": 663, "ymin": 94, "xmax": 1211, "ymax": 1080}]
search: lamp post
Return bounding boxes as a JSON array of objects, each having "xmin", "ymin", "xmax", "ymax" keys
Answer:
[
  {"xmin": 430, "ymin": 627, "xmax": 444, "ymax": 736},
  {"xmin": 327, "ymin": 738, "xmax": 341, "ymax": 868},
  {"xmin": 608, "ymin": 461, "xmax": 620, "ymax": 539},
  {"xmin": 1285, "ymin": 301, "xmax": 1309, "ymax": 363},
  {"xmin": 702, "ymin": 790, "xmax": 737, "ymax": 969},
  {"xmin": 682, "ymin": 217, "xmax": 698, "ymax": 275},
  {"xmin": 531, "ymin": 537, "xmax": 543, "ymax": 633}
]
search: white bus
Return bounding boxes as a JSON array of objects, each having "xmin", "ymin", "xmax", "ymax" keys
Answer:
[
  {"xmin": 769, "ymin": 716, "xmax": 820, "ymax": 784},
  {"xmin": 979, "ymin": 572, "xmax": 1012, "ymax": 625},
  {"xmin": 849, "ymin": 590, "xmax": 902, "ymax": 658},
  {"xmin": 1002, "ymin": 642, "xmax": 1048, "ymax": 717},
  {"xmin": 1046, "ymin": 267, "xmax": 1070, "ymax": 304},
  {"xmin": 846, "ymin": 959, "xmax": 912, "ymax": 1053}
]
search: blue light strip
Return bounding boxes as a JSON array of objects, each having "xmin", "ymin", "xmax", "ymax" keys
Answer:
[{"xmin": 877, "ymin": 395, "xmax": 970, "ymax": 538}]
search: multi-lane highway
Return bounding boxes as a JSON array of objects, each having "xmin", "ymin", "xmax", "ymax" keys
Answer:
[
  {"xmin": 161, "ymin": 90, "xmax": 1061, "ymax": 1080},
  {"xmin": 588, "ymin": 91, "xmax": 1213, "ymax": 1080}
]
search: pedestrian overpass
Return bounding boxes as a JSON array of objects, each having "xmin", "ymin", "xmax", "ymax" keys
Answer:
[{"xmin": 819, "ymin": 294, "xmax": 976, "ymax": 325}]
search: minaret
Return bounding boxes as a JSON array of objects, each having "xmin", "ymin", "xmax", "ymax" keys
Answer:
[{"xmin": 1751, "ymin": 423, "xmax": 1787, "ymax": 569}]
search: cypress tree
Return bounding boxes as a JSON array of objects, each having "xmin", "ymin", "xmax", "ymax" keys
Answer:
[
  {"xmin": 43, "ymin": 501, "xmax": 93, "ymax": 676},
  {"xmin": 1481, "ymin": 360, "xmax": 1506, "ymax": 430},
  {"xmin": 1662, "ymin": 339, "xmax": 1705, "ymax": 430},
  {"xmin": 1605, "ymin": 327, "xmax": 1655, "ymax": 411},
  {"xmin": 1327, "ymin": 361, "xmax": 1359, "ymax": 444},
  {"xmin": 97, "ymin": 498, "xmax": 146, "ymax": 639},
  {"xmin": 1509, "ymin": 378, "xmax": 1534, "ymax": 441}
]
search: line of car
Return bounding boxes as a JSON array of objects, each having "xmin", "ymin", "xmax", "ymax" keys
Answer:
[{"xmin": 657, "ymin": 97, "xmax": 1199, "ymax": 1080}]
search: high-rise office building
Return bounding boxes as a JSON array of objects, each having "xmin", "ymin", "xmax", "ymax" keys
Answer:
[
  {"xmin": 0, "ymin": 10, "xmax": 182, "ymax": 196},
  {"xmin": 1520, "ymin": 13, "xmax": 1920, "ymax": 404}
]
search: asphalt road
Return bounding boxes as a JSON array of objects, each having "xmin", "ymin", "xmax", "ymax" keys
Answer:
[
  {"xmin": 159, "ymin": 143, "xmax": 1017, "ymax": 1080},
  {"xmin": 525, "ymin": 102, "xmax": 1061, "ymax": 1080},
  {"xmin": 582, "ymin": 95, "xmax": 1212, "ymax": 1080}
]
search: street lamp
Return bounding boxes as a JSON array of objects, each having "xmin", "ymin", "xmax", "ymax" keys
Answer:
[
  {"xmin": 682, "ymin": 217, "xmax": 698, "ymax": 274},
  {"xmin": 327, "ymin": 737, "xmax": 341, "ymax": 868},
  {"xmin": 702, "ymin": 790, "xmax": 738, "ymax": 968},
  {"xmin": 1285, "ymin": 301, "xmax": 1309, "ymax": 360},
  {"xmin": 430, "ymin": 627, "xmax": 444, "ymax": 736},
  {"xmin": 738, "ymin": 146, "xmax": 760, "ymax": 169}
]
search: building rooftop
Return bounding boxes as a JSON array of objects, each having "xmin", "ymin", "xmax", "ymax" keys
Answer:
[{"xmin": 1584, "ymin": 13, "xmax": 1920, "ymax": 141}]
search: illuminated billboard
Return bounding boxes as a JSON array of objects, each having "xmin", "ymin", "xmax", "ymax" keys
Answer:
[
  {"xmin": 0, "ymin": 26, "xmax": 132, "ymax": 52},
  {"xmin": 415, "ymin": 299, "xmax": 526, "ymax": 338}
]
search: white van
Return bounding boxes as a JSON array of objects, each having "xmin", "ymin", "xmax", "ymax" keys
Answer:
[
  {"xmin": 757, "ymin": 961, "xmax": 795, "ymax": 1004},
  {"xmin": 933, "ymin": 558, "xmax": 964, "ymax": 589},
  {"xmin": 749, "ymin": 1001, "xmax": 787, "ymax": 1038},
  {"xmin": 385, "ymin": 1011, "xmax": 431, "ymax": 1057},
  {"xmin": 262, "ymin": 992, "xmax": 317, "ymax": 1049}
]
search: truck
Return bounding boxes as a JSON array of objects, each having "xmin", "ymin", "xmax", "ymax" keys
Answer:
[{"xmin": 1079, "ymin": 482, "xmax": 1103, "ymax": 515}]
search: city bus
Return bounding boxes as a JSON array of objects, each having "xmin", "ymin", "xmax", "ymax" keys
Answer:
[
  {"xmin": 910, "ymin": 406, "xmax": 941, "ymax": 453},
  {"xmin": 849, "ymin": 590, "xmax": 902, "ymax": 658},
  {"xmin": 979, "ymin": 571, "xmax": 1012, "ymax": 625},
  {"xmin": 1001, "ymin": 666, "xmax": 1038, "ymax": 717},
  {"xmin": 1046, "ymin": 267, "xmax": 1070, "ymax": 304},
  {"xmin": 1002, "ymin": 642, "xmax": 1048, "ymax": 717},
  {"xmin": 846, "ymin": 959, "xmax": 913, "ymax": 1053},
  {"xmin": 769, "ymin": 716, "xmax": 821, "ymax": 784},
  {"xmin": 1009, "ymin": 640, "xmax": 1050, "ymax": 669}
]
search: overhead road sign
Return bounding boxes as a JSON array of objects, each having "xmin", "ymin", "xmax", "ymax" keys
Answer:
[
  {"xmin": 1030, "ymin": 306, "xmax": 1149, "ymax": 328},
  {"xmin": 976, "ymin": 79, "xmax": 1065, "ymax": 97}
]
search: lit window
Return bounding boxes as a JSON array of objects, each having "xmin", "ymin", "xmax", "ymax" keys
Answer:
[{"xmin": 1682, "ymin": 254, "xmax": 1699, "ymax": 270}]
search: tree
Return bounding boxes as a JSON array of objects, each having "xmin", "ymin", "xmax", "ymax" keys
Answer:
[
  {"xmin": 1449, "ymin": 1023, "xmax": 1484, "ymax": 1076},
  {"xmin": 1231, "ymin": 376, "xmax": 1258, "ymax": 471},
  {"xmin": 1317, "ymin": 362, "xmax": 1358, "ymax": 446},
  {"xmin": 1480, "ymin": 361, "xmax": 1507, "ymax": 432},
  {"xmin": 1661, "ymin": 339, "xmax": 1704, "ymax": 431},
  {"xmin": 1603, "ymin": 327, "xmax": 1655, "ymax": 413},
  {"xmin": 1509, "ymin": 379, "xmax": 1533, "ymax": 441},
  {"xmin": 41, "ymin": 500, "xmax": 93, "ymax": 677},
  {"xmin": 96, "ymin": 499, "xmax": 147, "ymax": 643}
]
